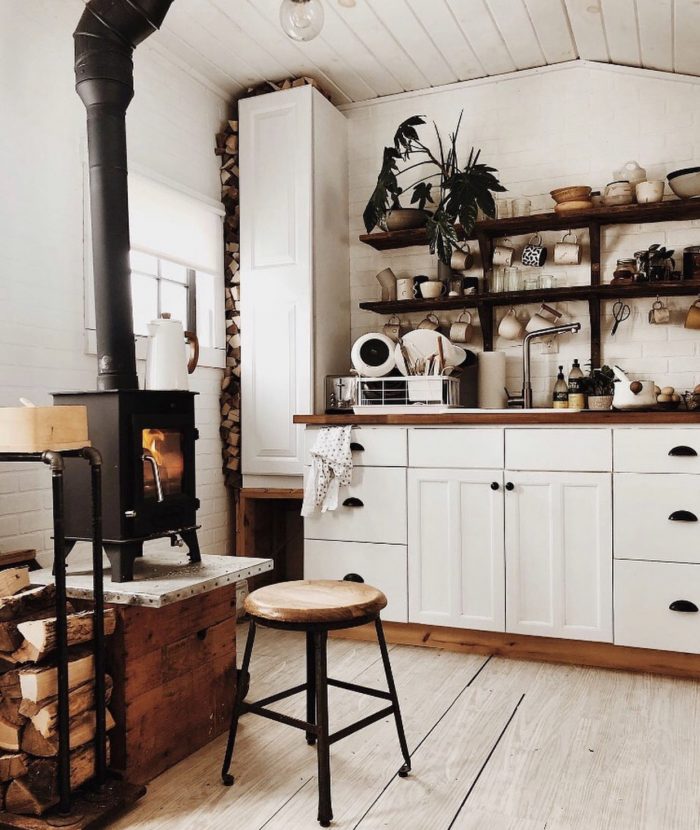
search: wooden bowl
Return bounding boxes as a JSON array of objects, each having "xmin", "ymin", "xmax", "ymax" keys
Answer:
[
  {"xmin": 554, "ymin": 200, "xmax": 594, "ymax": 214},
  {"xmin": 550, "ymin": 186, "xmax": 592, "ymax": 204}
]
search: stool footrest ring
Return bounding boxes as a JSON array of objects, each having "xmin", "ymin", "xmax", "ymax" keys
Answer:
[
  {"xmin": 327, "ymin": 677, "xmax": 392, "ymax": 701},
  {"xmin": 250, "ymin": 682, "xmax": 308, "ymax": 709},
  {"xmin": 329, "ymin": 705, "xmax": 395, "ymax": 746}
]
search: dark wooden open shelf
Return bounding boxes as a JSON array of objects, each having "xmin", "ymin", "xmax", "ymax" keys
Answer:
[{"xmin": 358, "ymin": 224, "xmax": 469, "ymax": 251}]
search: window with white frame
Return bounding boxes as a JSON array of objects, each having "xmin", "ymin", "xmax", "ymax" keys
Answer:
[{"xmin": 84, "ymin": 172, "xmax": 226, "ymax": 367}]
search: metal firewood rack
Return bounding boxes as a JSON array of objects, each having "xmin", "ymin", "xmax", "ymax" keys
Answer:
[{"xmin": 0, "ymin": 447, "xmax": 107, "ymax": 818}]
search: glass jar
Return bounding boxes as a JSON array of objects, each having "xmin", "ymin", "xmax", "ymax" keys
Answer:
[
  {"xmin": 488, "ymin": 267, "xmax": 504, "ymax": 293},
  {"xmin": 512, "ymin": 198, "xmax": 532, "ymax": 217},
  {"xmin": 540, "ymin": 274, "xmax": 556, "ymax": 289},
  {"xmin": 503, "ymin": 266, "xmax": 521, "ymax": 293},
  {"xmin": 524, "ymin": 274, "xmax": 540, "ymax": 291}
]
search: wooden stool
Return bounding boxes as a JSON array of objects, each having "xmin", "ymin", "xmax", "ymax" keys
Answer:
[{"xmin": 221, "ymin": 579, "xmax": 411, "ymax": 827}]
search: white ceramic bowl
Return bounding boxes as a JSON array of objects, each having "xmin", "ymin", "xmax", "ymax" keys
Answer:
[{"xmin": 667, "ymin": 167, "xmax": 700, "ymax": 199}]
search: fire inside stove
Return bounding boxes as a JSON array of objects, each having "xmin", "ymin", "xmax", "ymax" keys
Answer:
[{"xmin": 142, "ymin": 428, "xmax": 184, "ymax": 501}]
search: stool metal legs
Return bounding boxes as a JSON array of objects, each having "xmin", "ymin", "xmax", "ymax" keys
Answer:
[
  {"xmin": 375, "ymin": 618, "xmax": 411, "ymax": 776},
  {"xmin": 306, "ymin": 631, "xmax": 317, "ymax": 746},
  {"xmin": 221, "ymin": 620, "xmax": 257, "ymax": 786},
  {"xmin": 314, "ymin": 631, "xmax": 332, "ymax": 827}
]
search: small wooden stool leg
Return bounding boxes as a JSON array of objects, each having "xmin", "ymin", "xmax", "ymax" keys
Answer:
[
  {"xmin": 314, "ymin": 629, "xmax": 333, "ymax": 827},
  {"xmin": 221, "ymin": 620, "xmax": 257, "ymax": 786},
  {"xmin": 306, "ymin": 631, "xmax": 317, "ymax": 746},
  {"xmin": 375, "ymin": 617, "xmax": 411, "ymax": 777}
]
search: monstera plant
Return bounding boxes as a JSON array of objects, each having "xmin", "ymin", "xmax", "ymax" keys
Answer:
[{"xmin": 363, "ymin": 113, "xmax": 505, "ymax": 265}]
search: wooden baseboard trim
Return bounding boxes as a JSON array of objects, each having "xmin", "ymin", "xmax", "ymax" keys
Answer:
[{"xmin": 331, "ymin": 621, "xmax": 700, "ymax": 680}]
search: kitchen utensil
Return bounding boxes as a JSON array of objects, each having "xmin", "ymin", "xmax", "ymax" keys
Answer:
[
  {"xmin": 526, "ymin": 303, "xmax": 562, "ymax": 333},
  {"xmin": 382, "ymin": 315, "xmax": 402, "ymax": 341},
  {"xmin": 521, "ymin": 233, "xmax": 547, "ymax": 267},
  {"xmin": 385, "ymin": 208, "xmax": 427, "ymax": 231},
  {"xmin": 420, "ymin": 281, "xmax": 446, "ymax": 299},
  {"xmin": 498, "ymin": 307, "xmax": 523, "ymax": 340},
  {"xmin": 450, "ymin": 245, "xmax": 473, "ymax": 270},
  {"xmin": 667, "ymin": 166, "xmax": 700, "ymax": 199},
  {"xmin": 394, "ymin": 330, "xmax": 466, "ymax": 377},
  {"xmin": 635, "ymin": 180, "xmax": 664, "ymax": 204},
  {"xmin": 417, "ymin": 312, "xmax": 440, "ymax": 330},
  {"xmin": 683, "ymin": 246, "xmax": 700, "ymax": 279},
  {"xmin": 512, "ymin": 198, "xmax": 531, "ymax": 217},
  {"xmin": 603, "ymin": 181, "xmax": 634, "ymax": 206},
  {"xmin": 145, "ymin": 313, "xmax": 199, "ymax": 391},
  {"xmin": 611, "ymin": 300, "xmax": 631, "ymax": 335},
  {"xmin": 492, "ymin": 240, "xmax": 515, "ymax": 266},
  {"xmin": 550, "ymin": 186, "xmax": 592, "ymax": 204},
  {"xmin": 613, "ymin": 161, "xmax": 647, "ymax": 184},
  {"xmin": 554, "ymin": 231, "xmax": 582, "ymax": 265},
  {"xmin": 648, "ymin": 298, "xmax": 670, "ymax": 324},
  {"xmin": 449, "ymin": 311, "xmax": 473, "ymax": 344},
  {"xmin": 684, "ymin": 298, "xmax": 700, "ymax": 330},
  {"xmin": 396, "ymin": 278, "xmax": 414, "ymax": 301},
  {"xmin": 375, "ymin": 267, "xmax": 397, "ymax": 301},
  {"xmin": 350, "ymin": 332, "xmax": 396, "ymax": 377},
  {"xmin": 612, "ymin": 365, "xmax": 657, "ymax": 410},
  {"xmin": 554, "ymin": 200, "xmax": 594, "ymax": 214}
]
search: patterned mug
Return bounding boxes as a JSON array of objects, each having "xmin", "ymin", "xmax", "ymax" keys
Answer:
[{"xmin": 521, "ymin": 233, "xmax": 547, "ymax": 267}]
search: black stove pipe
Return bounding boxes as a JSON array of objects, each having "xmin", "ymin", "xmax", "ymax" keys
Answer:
[{"xmin": 74, "ymin": 0, "xmax": 175, "ymax": 390}]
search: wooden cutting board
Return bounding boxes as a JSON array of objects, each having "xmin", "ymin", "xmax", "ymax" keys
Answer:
[{"xmin": 0, "ymin": 407, "xmax": 90, "ymax": 453}]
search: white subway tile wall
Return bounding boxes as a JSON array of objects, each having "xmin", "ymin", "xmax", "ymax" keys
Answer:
[
  {"xmin": 346, "ymin": 65, "xmax": 700, "ymax": 407},
  {"xmin": 1, "ymin": 3, "xmax": 230, "ymax": 561}
]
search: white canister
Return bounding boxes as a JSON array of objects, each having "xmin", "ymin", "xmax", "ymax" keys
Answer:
[{"xmin": 478, "ymin": 351, "xmax": 507, "ymax": 409}]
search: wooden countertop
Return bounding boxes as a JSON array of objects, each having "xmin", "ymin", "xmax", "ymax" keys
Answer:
[{"xmin": 294, "ymin": 411, "xmax": 700, "ymax": 426}]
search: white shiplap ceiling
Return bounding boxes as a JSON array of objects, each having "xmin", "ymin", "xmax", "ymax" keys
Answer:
[{"xmin": 156, "ymin": 0, "xmax": 700, "ymax": 104}]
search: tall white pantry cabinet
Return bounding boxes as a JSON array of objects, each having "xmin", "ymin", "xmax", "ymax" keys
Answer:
[{"xmin": 239, "ymin": 86, "xmax": 349, "ymax": 485}]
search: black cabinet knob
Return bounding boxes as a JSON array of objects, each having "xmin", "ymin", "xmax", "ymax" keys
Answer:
[
  {"xmin": 350, "ymin": 442, "xmax": 365, "ymax": 452},
  {"xmin": 669, "ymin": 445, "xmax": 698, "ymax": 457},
  {"xmin": 668, "ymin": 510, "xmax": 698, "ymax": 522},
  {"xmin": 669, "ymin": 599, "xmax": 699, "ymax": 613},
  {"xmin": 342, "ymin": 496, "xmax": 364, "ymax": 508},
  {"xmin": 343, "ymin": 573, "xmax": 364, "ymax": 583},
  {"xmin": 505, "ymin": 482, "xmax": 515, "ymax": 491},
  {"xmin": 490, "ymin": 482, "xmax": 500, "ymax": 490}
]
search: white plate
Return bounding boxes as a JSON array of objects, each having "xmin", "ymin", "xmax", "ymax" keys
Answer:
[{"xmin": 395, "ymin": 330, "xmax": 466, "ymax": 376}]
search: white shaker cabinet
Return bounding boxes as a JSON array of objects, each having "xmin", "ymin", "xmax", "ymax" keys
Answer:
[
  {"xmin": 504, "ymin": 471, "xmax": 613, "ymax": 642},
  {"xmin": 239, "ymin": 86, "xmax": 349, "ymax": 479},
  {"xmin": 408, "ymin": 468, "xmax": 505, "ymax": 631}
]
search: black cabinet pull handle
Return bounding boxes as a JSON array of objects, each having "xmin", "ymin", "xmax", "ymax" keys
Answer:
[
  {"xmin": 342, "ymin": 497, "xmax": 364, "ymax": 508},
  {"xmin": 669, "ymin": 445, "xmax": 698, "ymax": 457},
  {"xmin": 505, "ymin": 482, "xmax": 515, "ymax": 491},
  {"xmin": 668, "ymin": 510, "xmax": 698, "ymax": 522},
  {"xmin": 343, "ymin": 573, "xmax": 364, "ymax": 583},
  {"xmin": 669, "ymin": 599, "xmax": 699, "ymax": 613},
  {"xmin": 490, "ymin": 482, "xmax": 500, "ymax": 490},
  {"xmin": 350, "ymin": 442, "xmax": 365, "ymax": 452}
]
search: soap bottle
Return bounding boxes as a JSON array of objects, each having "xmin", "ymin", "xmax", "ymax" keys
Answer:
[
  {"xmin": 568, "ymin": 359, "xmax": 585, "ymax": 409},
  {"xmin": 552, "ymin": 366, "xmax": 569, "ymax": 409}
]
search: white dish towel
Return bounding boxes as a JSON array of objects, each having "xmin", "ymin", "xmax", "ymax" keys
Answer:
[{"xmin": 301, "ymin": 426, "xmax": 353, "ymax": 517}]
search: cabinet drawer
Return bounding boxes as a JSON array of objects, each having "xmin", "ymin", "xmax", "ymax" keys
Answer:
[
  {"xmin": 615, "ymin": 429, "xmax": 700, "ymax": 473},
  {"xmin": 615, "ymin": 559, "xmax": 700, "ymax": 653},
  {"xmin": 304, "ymin": 539, "xmax": 407, "ymax": 622},
  {"xmin": 304, "ymin": 466, "xmax": 406, "ymax": 544},
  {"xmin": 305, "ymin": 427, "xmax": 406, "ymax": 467},
  {"xmin": 615, "ymin": 474, "xmax": 700, "ymax": 564},
  {"xmin": 506, "ymin": 429, "xmax": 612, "ymax": 472},
  {"xmin": 409, "ymin": 428, "xmax": 504, "ymax": 468}
]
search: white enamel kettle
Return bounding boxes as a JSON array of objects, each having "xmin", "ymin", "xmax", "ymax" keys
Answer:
[
  {"xmin": 611, "ymin": 365, "xmax": 656, "ymax": 410},
  {"xmin": 144, "ymin": 313, "xmax": 199, "ymax": 390}
]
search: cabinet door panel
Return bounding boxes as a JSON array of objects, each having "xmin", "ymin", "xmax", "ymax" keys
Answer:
[
  {"xmin": 408, "ymin": 469, "xmax": 505, "ymax": 631},
  {"xmin": 505, "ymin": 471, "xmax": 612, "ymax": 642}
]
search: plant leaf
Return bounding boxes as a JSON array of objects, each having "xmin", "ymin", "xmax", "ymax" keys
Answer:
[
  {"xmin": 426, "ymin": 209, "xmax": 459, "ymax": 265},
  {"xmin": 362, "ymin": 146, "xmax": 402, "ymax": 232},
  {"xmin": 410, "ymin": 182, "xmax": 433, "ymax": 211},
  {"xmin": 393, "ymin": 116, "xmax": 426, "ymax": 157}
]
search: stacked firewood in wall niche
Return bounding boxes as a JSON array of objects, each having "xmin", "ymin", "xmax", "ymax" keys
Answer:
[{"xmin": 0, "ymin": 568, "xmax": 115, "ymax": 816}]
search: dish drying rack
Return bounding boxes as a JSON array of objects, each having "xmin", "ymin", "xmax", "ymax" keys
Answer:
[{"xmin": 354, "ymin": 375, "xmax": 461, "ymax": 413}]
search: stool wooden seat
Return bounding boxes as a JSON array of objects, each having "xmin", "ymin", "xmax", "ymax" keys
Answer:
[
  {"xmin": 221, "ymin": 578, "xmax": 411, "ymax": 827},
  {"xmin": 244, "ymin": 579, "xmax": 387, "ymax": 624}
]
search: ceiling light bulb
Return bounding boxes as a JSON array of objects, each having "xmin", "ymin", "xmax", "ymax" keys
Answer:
[{"xmin": 279, "ymin": 0, "xmax": 324, "ymax": 42}]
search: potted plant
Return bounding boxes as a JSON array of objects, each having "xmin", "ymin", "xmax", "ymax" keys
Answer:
[
  {"xmin": 635, "ymin": 244, "xmax": 675, "ymax": 282},
  {"xmin": 584, "ymin": 365, "xmax": 616, "ymax": 410},
  {"xmin": 363, "ymin": 113, "xmax": 505, "ymax": 265}
]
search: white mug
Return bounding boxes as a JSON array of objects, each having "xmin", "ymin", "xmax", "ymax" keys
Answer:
[
  {"xmin": 498, "ymin": 307, "xmax": 523, "ymax": 341},
  {"xmin": 449, "ymin": 311, "xmax": 473, "ymax": 344},
  {"xmin": 417, "ymin": 313, "xmax": 440, "ymax": 331},
  {"xmin": 450, "ymin": 244, "xmax": 474, "ymax": 271},
  {"xmin": 492, "ymin": 239, "xmax": 514, "ymax": 266},
  {"xmin": 553, "ymin": 231, "xmax": 581, "ymax": 265},
  {"xmin": 420, "ymin": 280, "xmax": 446, "ymax": 299},
  {"xmin": 383, "ymin": 315, "xmax": 402, "ymax": 341},
  {"xmin": 526, "ymin": 303, "xmax": 563, "ymax": 333},
  {"xmin": 396, "ymin": 278, "xmax": 414, "ymax": 301}
]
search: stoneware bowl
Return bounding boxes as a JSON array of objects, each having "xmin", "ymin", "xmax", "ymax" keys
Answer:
[
  {"xmin": 550, "ymin": 185, "xmax": 592, "ymax": 204},
  {"xmin": 385, "ymin": 208, "xmax": 428, "ymax": 231},
  {"xmin": 667, "ymin": 167, "xmax": 700, "ymax": 199}
]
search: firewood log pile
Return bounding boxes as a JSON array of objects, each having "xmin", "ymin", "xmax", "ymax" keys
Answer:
[{"xmin": 0, "ymin": 568, "xmax": 115, "ymax": 816}]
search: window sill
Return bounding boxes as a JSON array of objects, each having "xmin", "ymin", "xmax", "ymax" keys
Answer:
[{"xmin": 84, "ymin": 330, "xmax": 226, "ymax": 370}]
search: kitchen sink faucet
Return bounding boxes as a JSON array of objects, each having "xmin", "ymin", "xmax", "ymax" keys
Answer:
[{"xmin": 507, "ymin": 322, "xmax": 582, "ymax": 409}]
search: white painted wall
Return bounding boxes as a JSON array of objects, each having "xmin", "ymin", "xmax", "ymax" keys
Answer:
[
  {"xmin": 346, "ymin": 62, "xmax": 700, "ymax": 405},
  {"xmin": 0, "ymin": 1, "xmax": 230, "ymax": 559}
]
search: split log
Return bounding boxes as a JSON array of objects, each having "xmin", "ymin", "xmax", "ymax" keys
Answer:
[
  {"xmin": 0, "ymin": 585, "xmax": 56, "ymax": 623},
  {"xmin": 5, "ymin": 739, "xmax": 110, "ymax": 816},
  {"xmin": 0, "ymin": 695, "xmax": 26, "ymax": 728},
  {"xmin": 0, "ymin": 550, "xmax": 36, "ymax": 570},
  {"xmin": 0, "ymin": 602, "xmax": 73, "ymax": 653},
  {"xmin": 0, "ymin": 752, "xmax": 28, "ymax": 781},
  {"xmin": 18, "ymin": 652, "xmax": 94, "ymax": 703},
  {"xmin": 13, "ymin": 609, "xmax": 115, "ymax": 663},
  {"xmin": 21, "ymin": 708, "xmax": 114, "ymax": 757},
  {"xmin": 0, "ymin": 717, "xmax": 22, "ymax": 752},
  {"xmin": 0, "ymin": 569, "xmax": 30, "ymax": 599},
  {"xmin": 21, "ymin": 676, "xmax": 113, "ymax": 736}
]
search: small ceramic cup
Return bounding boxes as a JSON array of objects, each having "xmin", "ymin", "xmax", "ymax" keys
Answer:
[
  {"xmin": 449, "ymin": 311, "xmax": 473, "ymax": 344},
  {"xmin": 492, "ymin": 239, "xmax": 515, "ymax": 267},
  {"xmin": 450, "ymin": 244, "xmax": 474, "ymax": 271},
  {"xmin": 375, "ymin": 267, "xmax": 397, "ymax": 301},
  {"xmin": 383, "ymin": 314, "xmax": 402, "ymax": 341},
  {"xmin": 420, "ymin": 280, "xmax": 446, "ymax": 299},
  {"xmin": 685, "ymin": 298, "xmax": 700, "ymax": 330},
  {"xmin": 498, "ymin": 307, "xmax": 523, "ymax": 340},
  {"xmin": 417, "ymin": 312, "xmax": 440, "ymax": 331},
  {"xmin": 554, "ymin": 231, "xmax": 581, "ymax": 265},
  {"xmin": 636, "ymin": 180, "xmax": 664, "ymax": 204},
  {"xmin": 521, "ymin": 233, "xmax": 547, "ymax": 267},
  {"xmin": 526, "ymin": 303, "xmax": 563, "ymax": 333},
  {"xmin": 396, "ymin": 278, "xmax": 414, "ymax": 301},
  {"xmin": 648, "ymin": 299, "xmax": 670, "ymax": 325}
]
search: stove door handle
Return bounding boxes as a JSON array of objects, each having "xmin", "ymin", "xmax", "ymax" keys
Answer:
[{"xmin": 142, "ymin": 453, "xmax": 164, "ymax": 503}]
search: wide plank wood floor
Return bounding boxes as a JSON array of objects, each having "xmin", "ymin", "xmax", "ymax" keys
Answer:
[{"xmin": 108, "ymin": 624, "xmax": 700, "ymax": 830}]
